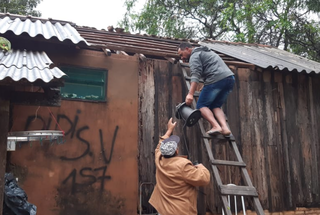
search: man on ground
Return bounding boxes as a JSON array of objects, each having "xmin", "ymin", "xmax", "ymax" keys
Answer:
[{"xmin": 149, "ymin": 118, "xmax": 210, "ymax": 215}]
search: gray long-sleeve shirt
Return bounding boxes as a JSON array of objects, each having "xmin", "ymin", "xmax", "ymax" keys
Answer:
[{"xmin": 189, "ymin": 46, "xmax": 234, "ymax": 85}]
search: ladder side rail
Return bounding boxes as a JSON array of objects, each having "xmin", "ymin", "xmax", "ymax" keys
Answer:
[
  {"xmin": 230, "ymin": 133, "xmax": 265, "ymax": 215},
  {"xmin": 201, "ymin": 123, "xmax": 234, "ymax": 215},
  {"xmin": 230, "ymin": 140, "xmax": 254, "ymax": 187}
]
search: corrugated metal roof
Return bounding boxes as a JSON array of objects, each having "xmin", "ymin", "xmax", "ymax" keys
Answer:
[
  {"xmin": 0, "ymin": 49, "xmax": 65, "ymax": 83},
  {"xmin": 201, "ymin": 40, "xmax": 320, "ymax": 74},
  {"xmin": 0, "ymin": 13, "xmax": 89, "ymax": 45}
]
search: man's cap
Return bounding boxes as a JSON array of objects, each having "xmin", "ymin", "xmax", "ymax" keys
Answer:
[{"xmin": 160, "ymin": 135, "xmax": 180, "ymax": 156}]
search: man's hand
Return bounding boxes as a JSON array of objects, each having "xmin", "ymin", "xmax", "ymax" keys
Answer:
[
  {"xmin": 161, "ymin": 118, "xmax": 177, "ymax": 139},
  {"xmin": 185, "ymin": 93, "xmax": 194, "ymax": 106},
  {"xmin": 167, "ymin": 117, "xmax": 177, "ymax": 132}
]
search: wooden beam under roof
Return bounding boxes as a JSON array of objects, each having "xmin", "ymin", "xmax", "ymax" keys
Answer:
[
  {"xmin": 95, "ymin": 43, "xmax": 180, "ymax": 58},
  {"xmin": 90, "ymin": 42, "xmax": 234, "ymax": 61},
  {"xmin": 0, "ymin": 78, "xmax": 64, "ymax": 88},
  {"xmin": 165, "ymin": 57, "xmax": 178, "ymax": 64},
  {"xmin": 224, "ymin": 61, "xmax": 256, "ymax": 70}
]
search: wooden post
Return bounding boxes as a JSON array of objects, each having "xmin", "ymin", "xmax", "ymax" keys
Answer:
[{"xmin": 0, "ymin": 91, "xmax": 10, "ymax": 215}]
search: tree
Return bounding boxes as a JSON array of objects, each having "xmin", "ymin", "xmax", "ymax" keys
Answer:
[
  {"xmin": 0, "ymin": 0, "xmax": 42, "ymax": 17},
  {"xmin": 120, "ymin": 0, "xmax": 320, "ymax": 62},
  {"xmin": 289, "ymin": 20, "xmax": 320, "ymax": 61},
  {"xmin": 221, "ymin": 0, "xmax": 320, "ymax": 60},
  {"xmin": 121, "ymin": 0, "xmax": 230, "ymax": 39}
]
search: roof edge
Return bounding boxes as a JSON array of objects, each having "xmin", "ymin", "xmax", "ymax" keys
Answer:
[{"xmin": 0, "ymin": 12, "xmax": 76, "ymax": 26}]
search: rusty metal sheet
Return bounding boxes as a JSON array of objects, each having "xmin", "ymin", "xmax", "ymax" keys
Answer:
[{"xmin": 76, "ymin": 26, "xmax": 199, "ymax": 58}]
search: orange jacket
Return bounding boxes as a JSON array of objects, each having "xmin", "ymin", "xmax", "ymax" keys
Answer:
[{"xmin": 149, "ymin": 137, "xmax": 210, "ymax": 215}]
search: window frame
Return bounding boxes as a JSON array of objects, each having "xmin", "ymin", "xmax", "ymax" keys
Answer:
[{"xmin": 59, "ymin": 65, "xmax": 108, "ymax": 103}]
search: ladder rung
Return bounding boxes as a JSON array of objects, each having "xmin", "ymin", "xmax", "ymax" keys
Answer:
[
  {"xmin": 211, "ymin": 160, "xmax": 246, "ymax": 167},
  {"xmin": 203, "ymin": 134, "xmax": 235, "ymax": 141},
  {"xmin": 203, "ymin": 134, "xmax": 227, "ymax": 140},
  {"xmin": 219, "ymin": 185, "xmax": 258, "ymax": 197}
]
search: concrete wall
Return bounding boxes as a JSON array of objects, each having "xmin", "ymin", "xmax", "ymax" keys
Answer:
[{"xmin": 8, "ymin": 50, "xmax": 139, "ymax": 215}]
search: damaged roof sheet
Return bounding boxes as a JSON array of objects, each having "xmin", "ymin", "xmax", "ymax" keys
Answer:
[
  {"xmin": 0, "ymin": 49, "xmax": 65, "ymax": 83},
  {"xmin": 201, "ymin": 40, "xmax": 320, "ymax": 74},
  {"xmin": 0, "ymin": 13, "xmax": 89, "ymax": 45}
]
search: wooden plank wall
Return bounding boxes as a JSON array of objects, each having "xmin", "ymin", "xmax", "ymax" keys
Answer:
[
  {"xmin": 139, "ymin": 59, "xmax": 320, "ymax": 214},
  {"xmin": 138, "ymin": 59, "xmax": 156, "ymax": 213},
  {"xmin": 138, "ymin": 59, "xmax": 213, "ymax": 214},
  {"xmin": 227, "ymin": 68, "xmax": 320, "ymax": 212}
]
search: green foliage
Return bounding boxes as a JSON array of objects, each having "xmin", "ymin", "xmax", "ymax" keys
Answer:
[
  {"xmin": 0, "ymin": 0, "xmax": 42, "ymax": 16},
  {"xmin": 120, "ymin": 0, "xmax": 230, "ymax": 39},
  {"xmin": 306, "ymin": 0, "xmax": 320, "ymax": 12},
  {"xmin": 0, "ymin": 37, "xmax": 11, "ymax": 52},
  {"xmin": 289, "ymin": 21, "xmax": 320, "ymax": 62},
  {"xmin": 120, "ymin": 0, "xmax": 320, "ymax": 62}
]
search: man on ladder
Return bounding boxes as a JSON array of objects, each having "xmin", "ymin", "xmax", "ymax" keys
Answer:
[
  {"xmin": 177, "ymin": 43, "xmax": 265, "ymax": 215},
  {"xmin": 177, "ymin": 42, "xmax": 235, "ymax": 136}
]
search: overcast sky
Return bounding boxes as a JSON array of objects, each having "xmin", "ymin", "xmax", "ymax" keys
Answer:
[{"xmin": 36, "ymin": 0, "xmax": 145, "ymax": 30}]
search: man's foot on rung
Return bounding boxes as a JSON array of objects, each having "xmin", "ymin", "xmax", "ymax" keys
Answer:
[
  {"xmin": 206, "ymin": 129, "xmax": 222, "ymax": 136},
  {"xmin": 221, "ymin": 129, "xmax": 231, "ymax": 136}
]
